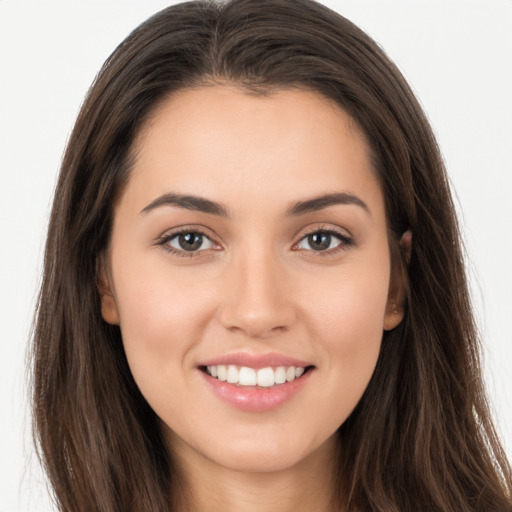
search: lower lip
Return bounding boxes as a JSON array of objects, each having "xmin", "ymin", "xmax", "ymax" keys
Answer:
[{"xmin": 201, "ymin": 370, "xmax": 313, "ymax": 412}]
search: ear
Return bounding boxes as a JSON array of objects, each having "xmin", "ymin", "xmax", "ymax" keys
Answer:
[
  {"xmin": 97, "ymin": 255, "xmax": 120, "ymax": 325},
  {"xmin": 383, "ymin": 230, "xmax": 412, "ymax": 331}
]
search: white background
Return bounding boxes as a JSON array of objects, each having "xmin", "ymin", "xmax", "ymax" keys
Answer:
[{"xmin": 1, "ymin": 1, "xmax": 511, "ymax": 510}]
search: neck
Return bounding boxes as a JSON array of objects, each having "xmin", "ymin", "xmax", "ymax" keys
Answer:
[{"xmin": 169, "ymin": 436, "xmax": 341, "ymax": 512}]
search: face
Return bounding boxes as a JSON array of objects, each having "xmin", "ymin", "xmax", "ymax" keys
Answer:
[{"xmin": 100, "ymin": 86, "xmax": 405, "ymax": 474}]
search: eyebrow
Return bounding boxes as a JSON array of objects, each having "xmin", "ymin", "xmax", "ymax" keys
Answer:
[
  {"xmin": 140, "ymin": 191, "xmax": 369, "ymax": 217},
  {"xmin": 140, "ymin": 193, "xmax": 229, "ymax": 216},
  {"xmin": 286, "ymin": 192, "xmax": 370, "ymax": 216}
]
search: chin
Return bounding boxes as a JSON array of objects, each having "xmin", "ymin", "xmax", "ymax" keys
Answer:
[
  {"xmin": 218, "ymin": 445, "xmax": 308, "ymax": 473},
  {"xmin": 178, "ymin": 426, "xmax": 336, "ymax": 475}
]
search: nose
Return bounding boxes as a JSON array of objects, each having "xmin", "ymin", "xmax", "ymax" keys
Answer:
[{"xmin": 218, "ymin": 249, "xmax": 296, "ymax": 339}]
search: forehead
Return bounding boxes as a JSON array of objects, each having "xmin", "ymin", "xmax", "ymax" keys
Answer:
[{"xmin": 123, "ymin": 85, "xmax": 384, "ymax": 219}]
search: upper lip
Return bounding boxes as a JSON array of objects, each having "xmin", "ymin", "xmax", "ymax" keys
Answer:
[{"xmin": 198, "ymin": 352, "xmax": 313, "ymax": 369}]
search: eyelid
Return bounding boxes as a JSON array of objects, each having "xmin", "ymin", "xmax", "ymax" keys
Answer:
[
  {"xmin": 292, "ymin": 224, "xmax": 354, "ymax": 254},
  {"xmin": 155, "ymin": 225, "xmax": 222, "ymax": 256},
  {"xmin": 154, "ymin": 223, "xmax": 354, "ymax": 257}
]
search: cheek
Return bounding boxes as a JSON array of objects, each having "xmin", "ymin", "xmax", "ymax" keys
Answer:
[
  {"xmin": 303, "ymin": 257, "xmax": 390, "ymax": 345},
  {"xmin": 111, "ymin": 257, "xmax": 218, "ymax": 392},
  {"xmin": 114, "ymin": 251, "xmax": 216, "ymax": 331},
  {"xmin": 298, "ymin": 261, "xmax": 390, "ymax": 416}
]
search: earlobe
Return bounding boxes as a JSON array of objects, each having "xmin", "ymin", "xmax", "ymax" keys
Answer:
[
  {"xmin": 384, "ymin": 230, "xmax": 412, "ymax": 331},
  {"xmin": 383, "ymin": 302, "xmax": 405, "ymax": 331},
  {"xmin": 97, "ymin": 257, "xmax": 120, "ymax": 325}
]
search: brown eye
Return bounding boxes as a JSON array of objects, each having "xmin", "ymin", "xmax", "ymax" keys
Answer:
[
  {"xmin": 168, "ymin": 232, "xmax": 214, "ymax": 252},
  {"xmin": 296, "ymin": 230, "xmax": 350, "ymax": 252},
  {"xmin": 307, "ymin": 233, "xmax": 332, "ymax": 251}
]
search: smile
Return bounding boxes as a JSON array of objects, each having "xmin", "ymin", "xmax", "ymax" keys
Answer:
[
  {"xmin": 199, "ymin": 362, "xmax": 314, "ymax": 412},
  {"xmin": 204, "ymin": 365, "xmax": 306, "ymax": 387}
]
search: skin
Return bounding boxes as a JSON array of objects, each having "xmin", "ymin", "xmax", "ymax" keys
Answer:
[{"xmin": 100, "ymin": 85, "xmax": 407, "ymax": 512}]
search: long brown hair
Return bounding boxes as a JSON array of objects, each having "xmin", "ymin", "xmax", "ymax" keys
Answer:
[{"xmin": 31, "ymin": 0, "xmax": 512, "ymax": 510}]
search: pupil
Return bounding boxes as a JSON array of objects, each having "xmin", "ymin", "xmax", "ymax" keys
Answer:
[
  {"xmin": 309, "ymin": 232, "xmax": 330, "ymax": 251},
  {"xmin": 179, "ymin": 233, "xmax": 202, "ymax": 251}
]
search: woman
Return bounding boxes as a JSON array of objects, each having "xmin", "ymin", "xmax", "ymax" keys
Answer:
[{"xmin": 31, "ymin": 0, "xmax": 512, "ymax": 510}]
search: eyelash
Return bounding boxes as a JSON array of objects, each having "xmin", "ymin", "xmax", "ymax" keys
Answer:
[
  {"xmin": 156, "ymin": 225, "xmax": 354, "ymax": 258},
  {"xmin": 293, "ymin": 226, "xmax": 354, "ymax": 256},
  {"xmin": 156, "ymin": 226, "xmax": 218, "ymax": 258}
]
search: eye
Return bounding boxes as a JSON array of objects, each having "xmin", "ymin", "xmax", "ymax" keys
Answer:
[
  {"xmin": 160, "ymin": 230, "xmax": 217, "ymax": 254},
  {"xmin": 295, "ymin": 229, "xmax": 352, "ymax": 252}
]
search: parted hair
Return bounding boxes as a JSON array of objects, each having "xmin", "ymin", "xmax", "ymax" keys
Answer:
[{"xmin": 32, "ymin": 0, "xmax": 512, "ymax": 510}]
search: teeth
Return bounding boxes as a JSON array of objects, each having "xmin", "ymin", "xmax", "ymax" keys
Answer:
[
  {"xmin": 205, "ymin": 365, "xmax": 307, "ymax": 387},
  {"xmin": 274, "ymin": 366, "xmax": 287, "ymax": 384},
  {"xmin": 217, "ymin": 365, "xmax": 227, "ymax": 381},
  {"xmin": 239, "ymin": 367, "xmax": 257, "ymax": 386},
  {"xmin": 226, "ymin": 365, "xmax": 239, "ymax": 383},
  {"xmin": 257, "ymin": 367, "xmax": 275, "ymax": 387}
]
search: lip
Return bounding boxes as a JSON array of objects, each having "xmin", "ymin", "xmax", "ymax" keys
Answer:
[
  {"xmin": 198, "ymin": 352, "xmax": 312, "ymax": 370},
  {"xmin": 197, "ymin": 352, "xmax": 314, "ymax": 412}
]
